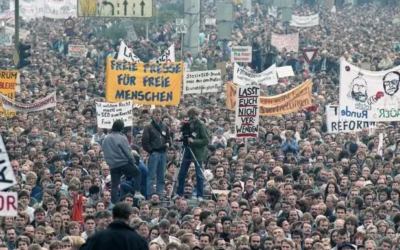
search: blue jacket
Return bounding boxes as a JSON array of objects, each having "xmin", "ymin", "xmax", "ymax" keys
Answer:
[{"xmin": 281, "ymin": 139, "xmax": 299, "ymax": 156}]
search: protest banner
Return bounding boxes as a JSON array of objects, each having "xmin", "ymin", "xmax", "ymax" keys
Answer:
[
  {"xmin": 11, "ymin": 0, "xmax": 77, "ymax": 20},
  {"xmin": 290, "ymin": 14, "xmax": 319, "ymax": 27},
  {"xmin": 117, "ymin": 41, "xmax": 142, "ymax": 63},
  {"xmin": 0, "ymin": 92, "xmax": 56, "ymax": 112},
  {"xmin": 235, "ymin": 84, "xmax": 260, "ymax": 138},
  {"xmin": 205, "ymin": 18, "xmax": 216, "ymax": 26},
  {"xmin": 271, "ymin": 33, "xmax": 299, "ymax": 53},
  {"xmin": 268, "ymin": 6, "xmax": 278, "ymax": 18},
  {"xmin": 150, "ymin": 44, "xmax": 176, "ymax": 63},
  {"xmin": 96, "ymin": 101, "xmax": 133, "ymax": 129},
  {"xmin": 0, "ymin": 192, "xmax": 17, "ymax": 216},
  {"xmin": 231, "ymin": 46, "xmax": 252, "ymax": 63},
  {"xmin": 339, "ymin": 58, "xmax": 400, "ymax": 121},
  {"xmin": 233, "ymin": 63, "xmax": 277, "ymax": 86},
  {"xmin": 68, "ymin": 45, "xmax": 87, "ymax": 57},
  {"xmin": 276, "ymin": 66, "xmax": 295, "ymax": 78},
  {"xmin": 0, "ymin": 32, "xmax": 12, "ymax": 46},
  {"xmin": 0, "ymin": 70, "xmax": 17, "ymax": 117},
  {"xmin": 183, "ymin": 70, "xmax": 222, "ymax": 94},
  {"xmin": 106, "ymin": 58, "xmax": 183, "ymax": 105},
  {"xmin": 216, "ymin": 62, "xmax": 227, "ymax": 80},
  {"xmin": 326, "ymin": 105, "xmax": 375, "ymax": 133},
  {"xmin": 0, "ymin": 135, "xmax": 16, "ymax": 190},
  {"xmin": 227, "ymin": 79, "xmax": 312, "ymax": 116}
]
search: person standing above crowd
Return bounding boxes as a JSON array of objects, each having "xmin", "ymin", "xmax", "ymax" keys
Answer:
[
  {"xmin": 102, "ymin": 120, "xmax": 143, "ymax": 203},
  {"xmin": 142, "ymin": 108, "xmax": 172, "ymax": 198}
]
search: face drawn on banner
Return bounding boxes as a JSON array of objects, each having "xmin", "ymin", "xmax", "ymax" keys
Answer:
[
  {"xmin": 339, "ymin": 58, "xmax": 400, "ymax": 121},
  {"xmin": 105, "ymin": 58, "xmax": 183, "ymax": 106},
  {"xmin": 271, "ymin": 33, "xmax": 299, "ymax": 53}
]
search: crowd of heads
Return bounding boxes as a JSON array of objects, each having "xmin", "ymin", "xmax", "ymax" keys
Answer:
[{"xmin": 2, "ymin": 1, "xmax": 400, "ymax": 250}]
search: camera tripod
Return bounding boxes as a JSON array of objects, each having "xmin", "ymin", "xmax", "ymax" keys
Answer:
[{"xmin": 169, "ymin": 146, "xmax": 208, "ymax": 199}]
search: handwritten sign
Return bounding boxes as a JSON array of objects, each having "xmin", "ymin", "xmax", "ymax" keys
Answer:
[
  {"xmin": 326, "ymin": 105, "xmax": 375, "ymax": 133},
  {"xmin": 231, "ymin": 46, "xmax": 252, "ymax": 63},
  {"xmin": 271, "ymin": 33, "xmax": 299, "ymax": 53},
  {"xmin": 117, "ymin": 41, "xmax": 142, "ymax": 63},
  {"xmin": 0, "ymin": 92, "xmax": 56, "ymax": 112},
  {"xmin": 96, "ymin": 101, "xmax": 133, "ymax": 129},
  {"xmin": 150, "ymin": 44, "xmax": 175, "ymax": 63},
  {"xmin": 233, "ymin": 63, "xmax": 277, "ymax": 86},
  {"xmin": 235, "ymin": 84, "xmax": 260, "ymax": 138},
  {"xmin": 227, "ymin": 80, "xmax": 312, "ymax": 116},
  {"xmin": 205, "ymin": 18, "xmax": 216, "ymax": 25},
  {"xmin": 68, "ymin": 45, "xmax": 87, "ymax": 57},
  {"xmin": 0, "ymin": 71, "xmax": 17, "ymax": 117},
  {"xmin": 106, "ymin": 58, "xmax": 183, "ymax": 105},
  {"xmin": 183, "ymin": 70, "xmax": 222, "ymax": 94},
  {"xmin": 276, "ymin": 66, "xmax": 295, "ymax": 78}
]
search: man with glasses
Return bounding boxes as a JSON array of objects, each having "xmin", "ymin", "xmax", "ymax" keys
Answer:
[{"xmin": 382, "ymin": 71, "xmax": 400, "ymax": 107}]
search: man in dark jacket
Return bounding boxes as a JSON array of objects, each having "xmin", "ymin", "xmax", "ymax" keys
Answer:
[
  {"xmin": 79, "ymin": 202, "xmax": 149, "ymax": 250},
  {"xmin": 142, "ymin": 108, "xmax": 172, "ymax": 198},
  {"xmin": 102, "ymin": 119, "xmax": 142, "ymax": 204},
  {"xmin": 175, "ymin": 107, "xmax": 210, "ymax": 201}
]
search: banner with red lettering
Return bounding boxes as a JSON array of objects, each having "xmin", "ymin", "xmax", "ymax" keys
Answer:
[{"xmin": 0, "ymin": 92, "xmax": 56, "ymax": 112}]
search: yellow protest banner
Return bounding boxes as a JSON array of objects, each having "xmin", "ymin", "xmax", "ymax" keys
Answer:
[
  {"xmin": 106, "ymin": 58, "xmax": 183, "ymax": 105},
  {"xmin": 226, "ymin": 79, "xmax": 313, "ymax": 116},
  {"xmin": 0, "ymin": 71, "xmax": 17, "ymax": 117}
]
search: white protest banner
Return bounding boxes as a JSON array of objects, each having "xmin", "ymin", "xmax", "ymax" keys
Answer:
[
  {"xmin": 0, "ymin": 10, "xmax": 14, "ymax": 20},
  {"xmin": 271, "ymin": 33, "xmax": 299, "ymax": 53},
  {"xmin": 339, "ymin": 58, "xmax": 400, "ymax": 121},
  {"xmin": 0, "ymin": 32, "xmax": 12, "ymax": 46},
  {"xmin": 205, "ymin": 18, "xmax": 216, "ymax": 25},
  {"xmin": 276, "ymin": 66, "xmax": 295, "ymax": 78},
  {"xmin": 268, "ymin": 6, "xmax": 278, "ymax": 18},
  {"xmin": 5, "ymin": 26, "xmax": 29, "ymax": 39},
  {"xmin": 0, "ymin": 135, "xmax": 16, "ymax": 190},
  {"xmin": 231, "ymin": 46, "xmax": 252, "ymax": 63},
  {"xmin": 68, "ymin": 45, "xmax": 87, "ymax": 57},
  {"xmin": 235, "ymin": 84, "xmax": 260, "ymax": 138},
  {"xmin": 10, "ymin": 0, "xmax": 77, "ymax": 19},
  {"xmin": 96, "ymin": 101, "xmax": 133, "ymax": 129},
  {"xmin": 0, "ymin": 92, "xmax": 56, "ymax": 112},
  {"xmin": 233, "ymin": 63, "xmax": 278, "ymax": 86},
  {"xmin": 326, "ymin": 105, "xmax": 375, "ymax": 133},
  {"xmin": 151, "ymin": 44, "xmax": 175, "ymax": 63},
  {"xmin": 290, "ymin": 14, "xmax": 319, "ymax": 27},
  {"xmin": 183, "ymin": 70, "xmax": 222, "ymax": 94},
  {"xmin": 117, "ymin": 41, "xmax": 142, "ymax": 63},
  {"xmin": 0, "ymin": 192, "xmax": 17, "ymax": 216}
]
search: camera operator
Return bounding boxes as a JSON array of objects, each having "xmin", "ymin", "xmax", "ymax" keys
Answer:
[{"xmin": 176, "ymin": 107, "xmax": 210, "ymax": 201}]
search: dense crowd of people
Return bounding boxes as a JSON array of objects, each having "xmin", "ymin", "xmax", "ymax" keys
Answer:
[{"xmin": 2, "ymin": 0, "xmax": 400, "ymax": 250}]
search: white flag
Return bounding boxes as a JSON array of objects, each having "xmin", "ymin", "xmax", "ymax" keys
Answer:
[{"xmin": 117, "ymin": 41, "xmax": 142, "ymax": 63}]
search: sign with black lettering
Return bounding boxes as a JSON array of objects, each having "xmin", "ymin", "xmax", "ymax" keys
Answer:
[
  {"xmin": 0, "ymin": 136, "xmax": 16, "ymax": 190},
  {"xmin": 235, "ymin": 84, "xmax": 260, "ymax": 138},
  {"xmin": 326, "ymin": 105, "xmax": 375, "ymax": 133}
]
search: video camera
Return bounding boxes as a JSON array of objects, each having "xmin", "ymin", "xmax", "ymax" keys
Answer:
[{"xmin": 180, "ymin": 119, "xmax": 191, "ymax": 147}]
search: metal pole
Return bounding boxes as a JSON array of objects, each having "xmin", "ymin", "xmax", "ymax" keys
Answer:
[
  {"xmin": 14, "ymin": 0, "xmax": 19, "ymax": 52},
  {"xmin": 146, "ymin": 19, "xmax": 149, "ymax": 40}
]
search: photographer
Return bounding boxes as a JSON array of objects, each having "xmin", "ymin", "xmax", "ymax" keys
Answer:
[{"xmin": 176, "ymin": 107, "xmax": 210, "ymax": 201}]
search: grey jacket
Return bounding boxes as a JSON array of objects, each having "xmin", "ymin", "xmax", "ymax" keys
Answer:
[
  {"xmin": 102, "ymin": 132, "xmax": 136, "ymax": 169},
  {"xmin": 142, "ymin": 120, "xmax": 171, "ymax": 154}
]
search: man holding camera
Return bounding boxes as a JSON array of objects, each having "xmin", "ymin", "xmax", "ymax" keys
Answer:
[{"xmin": 176, "ymin": 107, "xmax": 210, "ymax": 201}]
